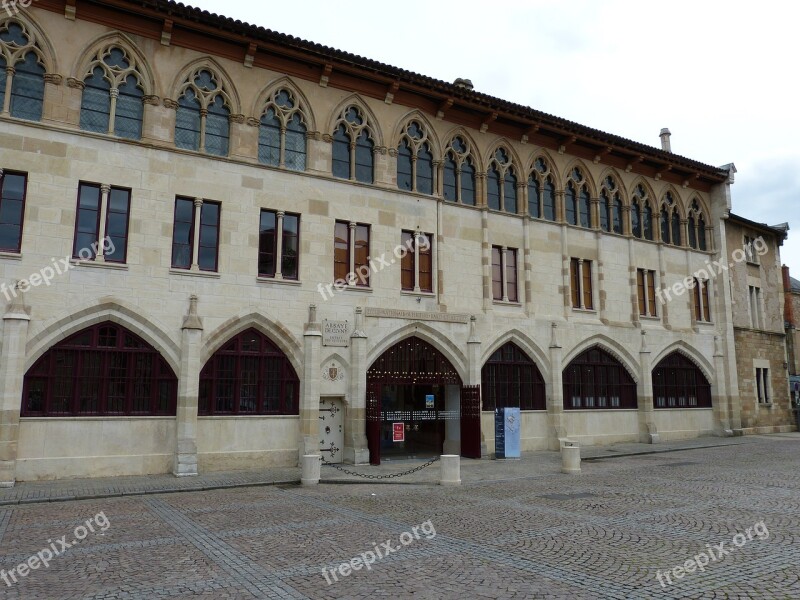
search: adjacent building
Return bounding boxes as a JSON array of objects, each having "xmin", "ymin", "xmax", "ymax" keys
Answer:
[{"xmin": 0, "ymin": 1, "xmax": 794, "ymax": 484}]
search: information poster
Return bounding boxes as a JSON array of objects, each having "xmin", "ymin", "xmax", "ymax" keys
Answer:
[{"xmin": 495, "ymin": 407, "xmax": 521, "ymax": 458}]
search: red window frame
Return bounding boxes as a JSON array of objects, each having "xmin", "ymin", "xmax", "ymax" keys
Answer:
[
  {"xmin": 197, "ymin": 200, "xmax": 220, "ymax": 272},
  {"xmin": 481, "ymin": 342, "xmax": 545, "ymax": 411},
  {"xmin": 21, "ymin": 322, "xmax": 177, "ymax": 417},
  {"xmin": 171, "ymin": 197, "xmax": 195, "ymax": 269},
  {"xmin": 491, "ymin": 246, "xmax": 503, "ymax": 300},
  {"xmin": 199, "ymin": 328, "xmax": 299, "ymax": 415},
  {"xmin": 653, "ymin": 352, "xmax": 712, "ymax": 409},
  {"xmin": 506, "ymin": 248, "xmax": 518, "ymax": 302},
  {"xmin": 103, "ymin": 186, "xmax": 131, "ymax": 264},
  {"xmin": 563, "ymin": 347, "xmax": 637, "ymax": 409},
  {"xmin": 73, "ymin": 183, "xmax": 102, "ymax": 260},
  {"xmin": 401, "ymin": 230, "xmax": 415, "ymax": 290}
]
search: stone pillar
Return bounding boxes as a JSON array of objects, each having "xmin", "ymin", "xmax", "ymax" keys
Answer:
[
  {"xmin": 547, "ymin": 323, "xmax": 566, "ymax": 450},
  {"xmin": 191, "ymin": 198, "xmax": 203, "ymax": 271},
  {"xmin": 0, "ymin": 285, "xmax": 31, "ymax": 487},
  {"xmin": 174, "ymin": 295, "xmax": 203, "ymax": 476},
  {"xmin": 307, "ymin": 132, "xmax": 330, "ymax": 175},
  {"xmin": 523, "ymin": 217, "xmax": 533, "ymax": 316},
  {"xmin": 141, "ymin": 96, "xmax": 173, "ymax": 145},
  {"xmin": 300, "ymin": 304, "xmax": 322, "ymax": 462},
  {"xmin": 637, "ymin": 331, "xmax": 657, "ymax": 443},
  {"xmin": 41, "ymin": 73, "xmax": 65, "ymax": 125},
  {"xmin": 230, "ymin": 116, "xmax": 258, "ymax": 162},
  {"xmin": 345, "ymin": 307, "xmax": 369, "ymax": 464},
  {"xmin": 713, "ymin": 335, "xmax": 733, "ymax": 435},
  {"xmin": 95, "ymin": 184, "xmax": 111, "ymax": 262},
  {"xmin": 481, "ymin": 208, "xmax": 491, "ymax": 311},
  {"xmin": 466, "ymin": 316, "xmax": 486, "ymax": 457}
]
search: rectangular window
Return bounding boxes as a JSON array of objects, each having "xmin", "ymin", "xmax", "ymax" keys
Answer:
[
  {"xmin": 400, "ymin": 231, "xmax": 433, "ymax": 293},
  {"xmin": 570, "ymin": 258, "xmax": 594, "ymax": 310},
  {"xmin": 756, "ymin": 367, "xmax": 770, "ymax": 403},
  {"xmin": 334, "ymin": 221, "xmax": 370, "ymax": 287},
  {"xmin": 693, "ymin": 278, "xmax": 711, "ymax": 322},
  {"xmin": 506, "ymin": 248, "xmax": 518, "ymax": 302},
  {"xmin": 0, "ymin": 170, "xmax": 27, "ymax": 253},
  {"xmin": 171, "ymin": 198, "xmax": 220, "ymax": 272},
  {"xmin": 171, "ymin": 197, "xmax": 195, "ymax": 269},
  {"xmin": 73, "ymin": 183, "xmax": 131, "ymax": 263},
  {"xmin": 74, "ymin": 183, "xmax": 102, "ymax": 260},
  {"xmin": 749, "ymin": 285, "xmax": 763, "ymax": 329},
  {"xmin": 492, "ymin": 246, "xmax": 503, "ymax": 300},
  {"xmin": 259, "ymin": 210, "xmax": 300, "ymax": 280},
  {"xmin": 104, "ymin": 187, "xmax": 131, "ymax": 263},
  {"xmin": 744, "ymin": 235, "xmax": 759, "ymax": 264},
  {"xmin": 401, "ymin": 230, "xmax": 415, "ymax": 291},
  {"xmin": 636, "ymin": 268, "xmax": 658, "ymax": 317}
]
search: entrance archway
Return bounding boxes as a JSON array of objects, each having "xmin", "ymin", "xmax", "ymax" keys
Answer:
[{"xmin": 367, "ymin": 337, "xmax": 473, "ymax": 464}]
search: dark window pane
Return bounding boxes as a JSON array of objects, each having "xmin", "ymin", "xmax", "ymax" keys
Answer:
[
  {"xmin": 397, "ymin": 140, "xmax": 413, "ymax": 191},
  {"xmin": 354, "ymin": 130, "xmax": 373, "ymax": 184},
  {"xmin": 115, "ymin": 75, "xmax": 143, "ymax": 140},
  {"xmin": 461, "ymin": 161, "xmax": 475, "ymax": 205},
  {"xmin": 282, "ymin": 214, "xmax": 299, "ymax": 279},
  {"xmin": 205, "ymin": 96, "xmax": 229, "ymax": 156},
  {"xmin": 171, "ymin": 198, "xmax": 194, "ymax": 269},
  {"xmin": 332, "ymin": 125, "xmax": 350, "ymax": 179},
  {"xmin": 417, "ymin": 144, "xmax": 433, "ymax": 195},
  {"xmin": 487, "ymin": 169, "xmax": 501, "ymax": 210},
  {"xmin": 258, "ymin": 109, "xmax": 281, "ymax": 166},
  {"xmin": 10, "ymin": 52, "xmax": 44, "ymax": 121},
  {"xmin": 80, "ymin": 67, "xmax": 111, "ymax": 133},
  {"xmin": 443, "ymin": 156, "xmax": 457, "ymax": 201},
  {"xmin": 543, "ymin": 179, "xmax": 556, "ymax": 221},
  {"xmin": 285, "ymin": 115, "xmax": 307, "ymax": 171},
  {"xmin": 258, "ymin": 210, "xmax": 276, "ymax": 277},
  {"xmin": 175, "ymin": 91, "xmax": 201, "ymax": 151},
  {"xmin": 504, "ymin": 172, "xmax": 517, "ymax": 214},
  {"xmin": 0, "ymin": 173, "xmax": 25, "ymax": 252},
  {"xmin": 528, "ymin": 177, "xmax": 540, "ymax": 218},
  {"xmin": 334, "ymin": 221, "xmax": 349, "ymax": 282}
]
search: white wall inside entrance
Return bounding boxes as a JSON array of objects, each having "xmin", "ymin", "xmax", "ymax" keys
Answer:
[{"xmin": 443, "ymin": 385, "xmax": 460, "ymax": 455}]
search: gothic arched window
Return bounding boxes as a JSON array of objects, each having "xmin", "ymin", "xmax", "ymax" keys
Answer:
[
  {"xmin": 396, "ymin": 120, "xmax": 433, "ymax": 195},
  {"xmin": 600, "ymin": 175, "xmax": 623, "ymax": 234},
  {"xmin": 0, "ymin": 20, "xmax": 46, "ymax": 121},
  {"xmin": 443, "ymin": 136, "xmax": 476, "ymax": 205},
  {"xmin": 258, "ymin": 88, "xmax": 308, "ymax": 171},
  {"xmin": 175, "ymin": 68, "xmax": 232, "ymax": 156},
  {"xmin": 565, "ymin": 167, "xmax": 591, "ymax": 228},
  {"xmin": 332, "ymin": 106, "xmax": 374, "ymax": 184},
  {"xmin": 487, "ymin": 148, "xmax": 518, "ymax": 213},
  {"xmin": 527, "ymin": 157, "xmax": 556, "ymax": 221}
]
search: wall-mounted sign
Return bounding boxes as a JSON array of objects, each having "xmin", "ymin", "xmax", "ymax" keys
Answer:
[
  {"xmin": 322, "ymin": 320, "xmax": 349, "ymax": 347},
  {"xmin": 425, "ymin": 394, "xmax": 435, "ymax": 409},
  {"xmin": 393, "ymin": 422, "xmax": 405, "ymax": 442}
]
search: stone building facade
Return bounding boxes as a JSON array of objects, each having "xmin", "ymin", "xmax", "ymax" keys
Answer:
[
  {"xmin": 0, "ymin": 1, "xmax": 790, "ymax": 484},
  {"xmin": 725, "ymin": 215, "xmax": 792, "ymax": 432}
]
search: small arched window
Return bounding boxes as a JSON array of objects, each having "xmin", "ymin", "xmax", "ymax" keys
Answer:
[
  {"xmin": 600, "ymin": 175, "xmax": 623, "ymax": 234},
  {"xmin": 487, "ymin": 148, "xmax": 518, "ymax": 213},
  {"xmin": 199, "ymin": 328, "xmax": 299, "ymax": 415},
  {"xmin": 0, "ymin": 21, "xmax": 46, "ymax": 121},
  {"xmin": 688, "ymin": 199, "xmax": 708, "ymax": 251},
  {"xmin": 631, "ymin": 185, "xmax": 654, "ymax": 241},
  {"xmin": 443, "ymin": 136, "xmax": 476, "ymax": 205},
  {"xmin": 175, "ymin": 68, "xmax": 231, "ymax": 156},
  {"xmin": 332, "ymin": 106, "xmax": 374, "ymax": 184},
  {"xmin": 565, "ymin": 167, "xmax": 591, "ymax": 228},
  {"xmin": 660, "ymin": 192, "xmax": 682, "ymax": 246},
  {"xmin": 527, "ymin": 157, "xmax": 556, "ymax": 221},
  {"xmin": 258, "ymin": 88, "xmax": 308, "ymax": 171},
  {"xmin": 79, "ymin": 46, "xmax": 145, "ymax": 139},
  {"xmin": 396, "ymin": 121, "xmax": 433, "ymax": 195}
]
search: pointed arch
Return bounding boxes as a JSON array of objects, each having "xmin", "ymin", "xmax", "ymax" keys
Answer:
[
  {"xmin": 650, "ymin": 341, "xmax": 715, "ymax": 384},
  {"xmin": 484, "ymin": 137, "xmax": 524, "ymax": 174},
  {"xmin": 527, "ymin": 149, "xmax": 561, "ymax": 184},
  {"xmin": 321, "ymin": 351, "xmax": 350, "ymax": 372},
  {"xmin": 562, "ymin": 157, "xmax": 598, "ymax": 197},
  {"xmin": 441, "ymin": 126, "xmax": 485, "ymax": 173},
  {"xmin": 1, "ymin": 9, "xmax": 58, "ymax": 73},
  {"xmin": 629, "ymin": 177, "xmax": 657, "ymax": 207},
  {"xmin": 391, "ymin": 109, "xmax": 441, "ymax": 159},
  {"xmin": 481, "ymin": 329, "xmax": 551, "ymax": 380},
  {"xmin": 72, "ymin": 32, "xmax": 155, "ymax": 96},
  {"xmin": 659, "ymin": 184, "xmax": 686, "ymax": 218},
  {"xmin": 366, "ymin": 322, "xmax": 468, "ymax": 383},
  {"xmin": 327, "ymin": 93, "xmax": 383, "ymax": 146},
  {"xmin": 24, "ymin": 298, "xmax": 180, "ymax": 374},
  {"xmin": 201, "ymin": 311, "xmax": 303, "ymax": 376},
  {"xmin": 170, "ymin": 57, "xmax": 240, "ymax": 113},
  {"xmin": 562, "ymin": 334, "xmax": 640, "ymax": 383},
  {"xmin": 597, "ymin": 167, "xmax": 628, "ymax": 200},
  {"xmin": 252, "ymin": 76, "xmax": 316, "ymax": 131}
]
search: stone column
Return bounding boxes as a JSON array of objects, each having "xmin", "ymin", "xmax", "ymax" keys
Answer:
[
  {"xmin": 300, "ymin": 304, "xmax": 322, "ymax": 462},
  {"xmin": 523, "ymin": 217, "xmax": 533, "ymax": 316},
  {"xmin": 174, "ymin": 295, "xmax": 203, "ymax": 476},
  {"xmin": 141, "ymin": 97, "xmax": 173, "ymax": 145},
  {"xmin": 481, "ymin": 208, "xmax": 491, "ymax": 311},
  {"xmin": 107, "ymin": 88, "xmax": 120, "ymax": 135},
  {"xmin": 307, "ymin": 132, "xmax": 330, "ymax": 176},
  {"xmin": 637, "ymin": 331, "xmax": 657, "ymax": 443},
  {"xmin": 713, "ymin": 335, "xmax": 733, "ymax": 435},
  {"xmin": 2, "ymin": 67, "xmax": 13, "ymax": 115},
  {"xmin": 95, "ymin": 184, "xmax": 111, "ymax": 262},
  {"xmin": 191, "ymin": 198, "xmax": 203, "ymax": 271},
  {"xmin": 345, "ymin": 307, "xmax": 369, "ymax": 464},
  {"xmin": 41, "ymin": 73, "xmax": 64, "ymax": 125},
  {"xmin": 547, "ymin": 323, "xmax": 566, "ymax": 450},
  {"xmin": 466, "ymin": 316, "xmax": 486, "ymax": 457},
  {"xmin": 275, "ymin": 211, "xmax": 285, "ymax": 280},
  {"xmin": 0, "ymin": 285, "xmax": 31, "ymax": 487},
  {"xmin": 229, "ymin": 116, "xmax": 258, "ymax": 162},
  {"xmin": 591, "ymin": 196, "xmax": 600, "ymax": 229}
]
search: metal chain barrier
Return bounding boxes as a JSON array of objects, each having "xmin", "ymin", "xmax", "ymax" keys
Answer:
[{"xmin": 321, "ymin": 456, "xmax": 439, "ymax": 480}]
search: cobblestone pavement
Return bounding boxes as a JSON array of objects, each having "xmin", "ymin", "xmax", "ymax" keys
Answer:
[{"xmin": 1, "ymin": 434, "xmax": 799, "ymax": 599}]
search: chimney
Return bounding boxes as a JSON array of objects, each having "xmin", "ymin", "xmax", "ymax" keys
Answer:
[
  {"xmin": 659, "ymin": 128, "xmax": 672, "ymax": 152},
  {"xmin": 453, "ymin": 78, "xmax": 474, "ymax": 91},
  {"xmin": 784, "ymin": 265, "xmax": 795, "ymax": 327}
]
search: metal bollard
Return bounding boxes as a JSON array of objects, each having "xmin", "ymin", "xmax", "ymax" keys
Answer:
[
  {"xmin": 439, "ymin": 454, "xmax": 461, "ymax": 486},
  {"xmin": 561, "ymin": 442, "xmax": 581, "ymax": 474},
  {"xmin": 301, "ymin": 454, "xmax": 321, "ymax": 486}
]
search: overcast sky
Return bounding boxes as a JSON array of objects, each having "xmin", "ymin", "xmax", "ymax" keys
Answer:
[{"xmin": 191, "ymin": 0, "xmax": 799, "ymax": 274}]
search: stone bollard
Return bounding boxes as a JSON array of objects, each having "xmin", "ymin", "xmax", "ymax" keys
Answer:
[
  {"xmin": 301, "ymin": 454, "xmax": 321, "ymax": 486},
  {"xmin": 440, "ymin": 455, "xmax": 461, "ymax": 486},
  {"xmin": 561, "ymin": 441, "xmax": 581, "ymax": 474}
]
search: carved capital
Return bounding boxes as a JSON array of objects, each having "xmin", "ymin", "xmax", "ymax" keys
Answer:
[
  {"xmin": 163, "ymin": 98, "xmax": 179, "ymax": 110},
  {"xmin": 229, "ymin": 113, "xmax": 246, "ymax": 124},
  {"xmin": 66, "ymin": 77, "xmax": 85, "ymax": 90},
  {"xmin": 387, "ymin": 148, "xmax": 398, "ymax": 157},
  {"xmin": 142, "ymin": 95, "xmax": 160, "ymax": 106},
  {"xmin": 246, "ymin": 117, "xmax": 261, "ymax": 127},
  {"xmin": 321, "ymin": 133, "xmax": 333, "ymax": 143},
  {"xmin": 43, "ymin": 73, "xmax": 63, "ymax": 85}
]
